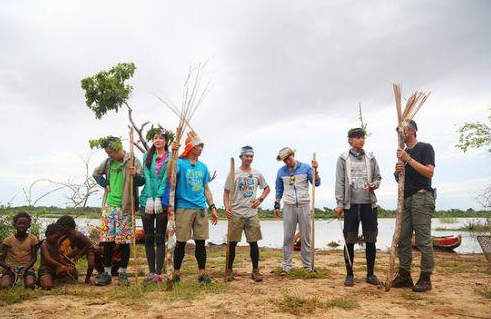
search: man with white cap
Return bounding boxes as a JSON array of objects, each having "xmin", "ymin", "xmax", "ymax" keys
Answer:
[
  {"xmin": 224, "ymin": 146, "xmax": 270, "ymax": 282},
  {"xmin": 170, "ymin": 131, "xmax": 218, "ymax": 284},
  {"xmin": 274, "ymin": 147, "xmax": 320, "ymax": 273}
]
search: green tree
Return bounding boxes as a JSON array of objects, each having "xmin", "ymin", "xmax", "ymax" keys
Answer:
[
  {"xmin": 81, "ymin": 62, "xmax": 150, "ymax": 153},
  {"xmin": 456, "ymin": 108, "xmax": 491, "ymax": 153}
]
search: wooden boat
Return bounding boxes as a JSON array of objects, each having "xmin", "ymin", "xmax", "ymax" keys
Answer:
[
  {"xmin": 412, "ymin": 235, "xmax": 462, "ymax": 251},
  {"xmin": 433, "ymin": 235, "xmax": 462, "ymax": 251},
  {"xmin": 293, "ymin": 233, "xmax": 301, "ymax": 251},
  {"xmin": 135, "ymin": 228, "xmax": 145, "ymax": 244}
]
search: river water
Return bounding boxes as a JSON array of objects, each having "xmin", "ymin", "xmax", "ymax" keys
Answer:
[{"xmin": 38, "ymin": 217, "xmax": 487, "ymax": 254}]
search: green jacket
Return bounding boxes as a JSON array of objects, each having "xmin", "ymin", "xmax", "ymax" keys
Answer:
[
  {"xmin": 140, "ymin": 151, "xmax": 171, "ymax": 207},
  {"xmin": 93, "ymin": 153, "xmax": 145, "ymax": 215}
]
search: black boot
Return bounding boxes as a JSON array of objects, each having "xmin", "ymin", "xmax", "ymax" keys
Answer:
[
  {"xmin": 391, "ymin": 269, "xmax": 414, "ymax": 288},
  {"xmin": 412, "ymin": 272, "xmax": 432, "ymax": 292}
]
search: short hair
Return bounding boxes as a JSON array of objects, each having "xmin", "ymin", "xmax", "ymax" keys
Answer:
[
  {"xmin": 13, "ymin": 212, "xmax": 32, "ymax": 225},
  {"xmin": 45, "ymin": 223, "xmax": 62, "ymax": 236},
  {"xmin": 348, "ymin": 128, "xmax": 366, "ymax": 138},
  {"xmin": 56, "ymin": 215, "xmax": 76, "ymax": 229}
]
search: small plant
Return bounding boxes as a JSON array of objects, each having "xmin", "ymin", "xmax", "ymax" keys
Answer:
[
  {"xmin": 477, "ymin": 288, "xmax": 491, "ymax": 299},
  {"xmin": 325, "ymin": 297, "xmax": 360, "ymax": 309},
  {"xmin": 275, "ymin": 293, "xmax": 321, "ymax": 315}
]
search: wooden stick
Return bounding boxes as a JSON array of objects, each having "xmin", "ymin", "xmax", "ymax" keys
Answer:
[
  {"xmin": 224, "ymin": 157, "xmax": 235, "ymax": 281},
  {"xmin": 129, "ymin": 127, "xmax": 139, "ymax": 284},
  {"xmin": 310, "ymin": 152, "xmax": 316, "ymax": 271},
  {"xmin": 384, "ymin": 129, "xmax": 405, "ymax": 291},
  {"xmin": 165, "ymin": 126, "xmax": 182, "ymax": 291}
]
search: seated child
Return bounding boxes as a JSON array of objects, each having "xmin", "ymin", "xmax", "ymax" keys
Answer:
[
  {"xmin": 0, "ymin": 212, "xmax": 39, "ymax": 289},
  {"xmin": 56, "ymin": 215, "xmax": 95, "ymax": 284},
  {"xmin": 94, "ymin": 244, "xmax": 121, "ymax": 277},
  {"xmin": 38, "ymin": 224, "xmax": 78, "ymax": 290}
]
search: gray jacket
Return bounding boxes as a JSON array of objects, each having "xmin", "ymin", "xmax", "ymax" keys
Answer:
[{"xmin": 335, "ymin": 150, "xmax": 381, "ymax": 209}]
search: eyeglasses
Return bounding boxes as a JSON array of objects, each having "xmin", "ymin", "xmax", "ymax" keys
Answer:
[{"xmin": 289, "ymin": 175, "xmax": 295, "ymax": 185}]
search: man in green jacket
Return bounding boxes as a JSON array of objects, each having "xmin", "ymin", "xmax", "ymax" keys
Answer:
[{"xmin": 92, "ymin": 136, "xmax": 145, "ymax": 286}]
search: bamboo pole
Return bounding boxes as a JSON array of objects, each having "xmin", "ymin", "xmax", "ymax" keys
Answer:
[
  {"xmin": 165, "ymin": 125, "xmax": 182, "ymax": 291},
  {"xmin": 310, "ymin": 153, "xmax": 316, "ymax": 271},
  {"xmin": 224, "ymin": 157, "xmax": 235, "ymax": 281},
  {"xmin": 129, "ymin": 127, "xmax": 139, "ymax": 284}
]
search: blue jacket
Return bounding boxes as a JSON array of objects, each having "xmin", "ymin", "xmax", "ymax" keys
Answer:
[{"xmin": 275, "ymin": 161, "xmax": 320, "ymax": 206}]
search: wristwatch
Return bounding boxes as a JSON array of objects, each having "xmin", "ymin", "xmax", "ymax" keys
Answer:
[{"xmin": 258, "ymin": 197, "xmax": 264, "ymax": 203}]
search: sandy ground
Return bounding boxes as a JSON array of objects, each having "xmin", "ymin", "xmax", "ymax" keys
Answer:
[{"xmin": 1, "ymin": 246, "xmax": 490, "ymax": 319}]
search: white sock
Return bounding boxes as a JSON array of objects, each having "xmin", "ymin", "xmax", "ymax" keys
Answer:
[
  {"xmin": 104, "ymin": 267, "xmax": 111, "ymax": 274},
  {"xmin": 119, "ymin": 268, "xmax": 127, "ymax": 274}
]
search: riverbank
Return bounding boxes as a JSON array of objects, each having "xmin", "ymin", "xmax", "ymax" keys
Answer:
[
  {"xmin": 1, "ymin": 247, "xmax": 490, "ymax": 318},
  {"xmin": 2, "ymin": 206, "xmax": 491, "ymax": 220}
]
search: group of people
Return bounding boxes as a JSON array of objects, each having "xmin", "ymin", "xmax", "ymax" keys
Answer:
[{"xmin": 1, "ymin": 119, "xmax": 436, "ymax": 293}]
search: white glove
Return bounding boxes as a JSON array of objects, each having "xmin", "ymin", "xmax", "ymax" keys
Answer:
[
  {"xmin": 154, "ymin": 198, "xmax": 163, "ymax": 214},
  {"xmin": 145, "ymin": 198, "xmax": 155, "ymax": 214}
]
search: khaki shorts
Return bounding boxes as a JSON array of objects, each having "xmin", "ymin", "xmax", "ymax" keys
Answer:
[
  {"xmin": 229, "ymin": 215, "xmax": 262, "ymax": 243},
  {"xmin": 175, "ymin": 208, "xmax": 209, "ymax": 242}
]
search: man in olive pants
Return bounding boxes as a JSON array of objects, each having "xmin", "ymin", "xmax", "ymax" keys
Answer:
[{"xmin": 392, "ymin": 120, "xmax": 436, "ymax": 292}]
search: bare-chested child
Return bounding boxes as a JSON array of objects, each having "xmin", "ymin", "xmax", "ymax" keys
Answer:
[
  {"xmin": 56, "ymin": 215, "xmax": 95, "ymax": 284},
  {"xmin": 38, "ymin": 224, "xmax": 78, "ymax": 290},
  {"xmin": 0, "ymin": 212, "xmax": 39, "ymax": 289}
]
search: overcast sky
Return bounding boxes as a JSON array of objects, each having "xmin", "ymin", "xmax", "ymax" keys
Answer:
[{"xmin": 0, "ymin": 0, "xmax": 490, "ymax": 210}]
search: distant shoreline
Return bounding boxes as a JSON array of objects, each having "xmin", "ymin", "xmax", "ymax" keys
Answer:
[{"xmin": 2, "ymin": 206, "xmax": 491, "ymax": 219}]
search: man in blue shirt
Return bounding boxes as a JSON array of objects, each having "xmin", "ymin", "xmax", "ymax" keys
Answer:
[
  {"xmin": 169, "ymin": 131, "xmax": 218, "ymax": 284},
  {"xmin": 274, "ymin": 147, "xmax": 320, "ymax": 273}
]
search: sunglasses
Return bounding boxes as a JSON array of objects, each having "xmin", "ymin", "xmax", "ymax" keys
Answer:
[{"xmin": 289, "ymin": 175, "xmax": 295, "ymax": 185}]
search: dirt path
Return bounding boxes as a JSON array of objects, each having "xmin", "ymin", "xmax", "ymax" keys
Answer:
[{"xmin": 1, "ymin": 248, "xmax": 490, "ymax": 319}]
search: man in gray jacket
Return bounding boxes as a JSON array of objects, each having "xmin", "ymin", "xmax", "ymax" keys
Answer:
[{"xmin": 334, "ymin": 128, "xmax": 381, "ymax": 287}]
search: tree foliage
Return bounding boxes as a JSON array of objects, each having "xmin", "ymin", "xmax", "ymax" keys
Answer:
[
  {"xmin": 456, "ymin": 108, "xmax": 491, "ymax": 153},
  {"xmin": 81, "ymin": 62, "xmax": 136, "ymax": 119},
  {"xmin": 145, "ymin": 123, "xmax": 175, "ymax": 144},
  {"xmin": 88, "ymin": 136, "xmax": 123, "ymax": 151}
]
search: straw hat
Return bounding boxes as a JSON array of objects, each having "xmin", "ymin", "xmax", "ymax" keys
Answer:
[{"xmin": 276, "ymin": 147, "xmax": 296, "ymax": 161}]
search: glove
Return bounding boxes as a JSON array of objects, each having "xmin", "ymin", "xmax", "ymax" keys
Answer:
[
  {"xmin": 145, "ymin": 198, "xmax": 155, "ymax": 214},
  {"xmin": 154, "ymin": 198, "xmax": 163, "ymax": 214}
]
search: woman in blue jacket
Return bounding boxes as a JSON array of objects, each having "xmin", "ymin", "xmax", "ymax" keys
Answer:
[{"xmin": 140, "ymin": 126, "xmax": 172, "ymax": 283}]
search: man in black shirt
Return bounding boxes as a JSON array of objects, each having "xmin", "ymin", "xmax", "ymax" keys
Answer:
[{"xmin": 392, "ymin": 120, "xmax": 436, "ymax": 292}]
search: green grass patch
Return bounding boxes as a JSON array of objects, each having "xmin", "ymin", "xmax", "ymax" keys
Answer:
[
  {"xmin": 477, "ymin": 288, "xmax": 491, "ymax": 299},
  {"xmin": 325, "ymin": 297, "xmax": 360, "ymax": 309},
  {"xmin": 438, "ymin": 217, "xmax": 458, "ymax": 224},
  {"xmin": 439, "ymin": 261, "xmax": 469, "ymax": 273},
  {"xmin": 275, "ymin": 293, "xmax": 321, "ymax": 315}
]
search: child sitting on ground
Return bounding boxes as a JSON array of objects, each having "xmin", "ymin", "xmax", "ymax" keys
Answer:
[
  {"xmin": 56, "ymin": 215, "xmax": 95, "ymax": 284},
  {"xmin": 0, "ymin": 212, "xmax": 39, "ymax": 289},
  {"xmin": 38, "ymin": 224, "xmax": 78, "ymax": 290}
]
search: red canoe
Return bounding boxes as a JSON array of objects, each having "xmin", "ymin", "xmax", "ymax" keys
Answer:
[{"xmin": 413, "ymin": 235, "xmax": 462, "ymax": 251}]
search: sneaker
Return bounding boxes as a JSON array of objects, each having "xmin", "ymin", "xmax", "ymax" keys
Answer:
[
  {"xmin": 118, "ymin": 272, "xmax": 129, "ymax": 286},
  {"xmin": 251, "ymin": 269, "xmax": 264, "ymax": 282},
  {"xmin": 344, "ymin": 275, "xmax": 354, "ymax": 287},
  {"xmin": 143, "ymin": 273, "xmax": 159, "ymax": 284},
  {"xmin": 391, "ymin": 269, "xmax": 414, "ymax": 288},
  {"xmin": 226, "ymin": 269, "xmax": 234, "ymax": 282},
  {"xmin": 279, "ymin": 269, "xmax": 290, "ymax": 276},
  {"xmin": 95, "ymin": 272, "xmax": 111, "ymax": 286},
  {"xmin": 172, "ymin": 274, "xmax": 181, "ymax": 283},
  {"xmin": 198, "ymin": 273, "xmax": 212, "ymax": 284},
  {"xmin": 366, "ymin": 274, "xmax": 381, "ymax": 286},
  {"xmin": 412, "ymin": 273, "xmax": 432, "ymax": 292}
]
